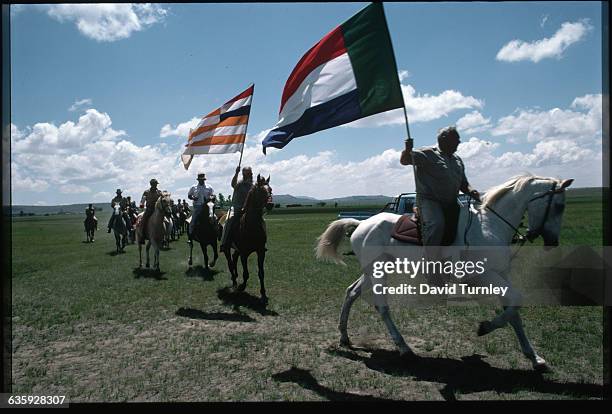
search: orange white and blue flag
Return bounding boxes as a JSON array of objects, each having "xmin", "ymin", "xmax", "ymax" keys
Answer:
[{"xmin": 182, "ymin": 84, "xmax": 254, "ymax": 170}]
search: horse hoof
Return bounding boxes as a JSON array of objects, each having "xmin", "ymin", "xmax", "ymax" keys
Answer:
[
  {"xmin": 339, "ymin": 337, "xmax": 351, "ymax": 348},
  {"xmin": 188, "ymin": 260, "xmax": 193, "ymax": 266},
  {"xmin": 261, "ymin": 296, "xmax": 268, "ymax": 305},
  {"xmin": 146, "ymin": 264, "xmax": 150, "ymax": 268},
  {"xmin": 237, "ymin": 284, "xmax": 246, "ymax": 292},
  {"xmin": 477, "ymin": 321, "xmax": 494, "ymax": 336}
]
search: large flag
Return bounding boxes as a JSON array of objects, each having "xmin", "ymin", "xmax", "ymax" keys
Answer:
[
  {"xmin": 262, "ymin": 3, "xmax": 404, "ymax": 154},
  {"xmin": 182, "ymin": 84, "xmax": 254, "ymax": 170}
]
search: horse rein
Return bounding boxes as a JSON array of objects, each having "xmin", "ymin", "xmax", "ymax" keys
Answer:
[{"xmin": 465, "ymin": 182, "xmax": 561, "ymax": 258}]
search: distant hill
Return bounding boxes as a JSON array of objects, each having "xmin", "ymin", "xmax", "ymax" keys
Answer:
[
  {"xmin": 11, "ymin": 203, "xmax": 107, "ymax": 216},
  {"xmin": 10, "ymin": 187, "xmax": 602, "ymax": 215}
]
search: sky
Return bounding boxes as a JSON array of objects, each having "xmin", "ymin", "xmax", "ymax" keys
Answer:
[{"xmin": 10, "ymin": 2, "xmax": 604, "ymax": 205}]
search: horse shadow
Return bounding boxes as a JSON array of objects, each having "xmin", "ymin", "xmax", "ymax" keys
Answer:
[
  {"xmin": 132, "ymin": 267, "xmax": 167, "ymax": 280},
  {"xmin": 106, "ymin": 250, "xmax": 127, "ymax": 256},
  {"xmin": 175, "ymin": 307, "xmax": 256, "ymax": 322},
  {"xmin": 216, "ymin": 286, "xmax": 279, "ymax": 317},
  {"xmin": 272, "ymin": 367, "xmax": 395, "ymax": 402},
  {"xmin": 327, "ymin": 346, "xmax": 605, "ymax": 400},
  {"xmin": 185, "ymin": 265, "xmax": 219, "ymax": 281}
]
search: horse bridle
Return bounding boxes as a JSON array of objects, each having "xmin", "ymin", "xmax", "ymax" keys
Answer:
[{"xmin": 468, "ymin": 182, "xmax": 563, "ymax": 248}]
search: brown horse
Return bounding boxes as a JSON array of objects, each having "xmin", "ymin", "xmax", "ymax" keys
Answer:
[
  {"xmin": 135, "ymin": 191, "xmax": 172, "ymax": 271},
  {"xmin": 224, "ymin": 174, "xmax": 273, "ymax": 304}
]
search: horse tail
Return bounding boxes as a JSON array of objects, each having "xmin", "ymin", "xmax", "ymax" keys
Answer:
[{"xmin": 315, "ymin": 218, "xmax": 360, "ymax": 266}]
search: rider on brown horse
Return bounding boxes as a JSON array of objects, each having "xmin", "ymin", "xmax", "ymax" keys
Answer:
[{"xmin": 221, "ymin": 166, "xmax": 254, "ymax": 252}]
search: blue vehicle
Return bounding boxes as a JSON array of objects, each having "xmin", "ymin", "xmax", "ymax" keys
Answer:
[{"xmin": 337, "ymin": 193, "xmax": 472, "ymax": 221}]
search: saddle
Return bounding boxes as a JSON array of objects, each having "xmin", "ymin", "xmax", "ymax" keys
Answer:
[{"xmin": 391, "ymin": 214, "xmax": 422, "ymax": 245}]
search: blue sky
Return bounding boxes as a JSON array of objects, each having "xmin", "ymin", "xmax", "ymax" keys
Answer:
[{"xmin": 10, "ymin": 2, "xmax": 603, "ymax": 205}]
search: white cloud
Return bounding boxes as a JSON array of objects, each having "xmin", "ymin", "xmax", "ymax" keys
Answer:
[
  {"xmin": 46, "ymin": 4, "xmax": 167, "ymax": 42},
  {"xmin": 59, "ymin": 184, "xmax": 91, "ymax": 194},
  {"xmin": 160, "ymin": 117, "xmax": 200, "ymax": 138},
  {"xmin": 11, "ymin": 92, "xmax": 603, "ymax": 205},
  {"xmin": 69, "ymin": 98, "xmax": 93, "ymax": 112},
  {"xmin": 12, "ymin": 109, "xmax": 125, "ymax": 154},
  {"xmin": 456, "ymin": 111, "xmax": 492, "ymax": 134},
  {"xmin": 491, "ymin": 94, "xmax": 601, "ymax": 143},
  {"xmin": 345, "ymin": 83, "xmax": 483, "ymax": 128},
  {"xmin": 496, "ymin": 20, "xmax": 591, "ymax": 63},
  {"xmin": 398, "ymin": 70, "xmax": 411, "ymax": 82}
]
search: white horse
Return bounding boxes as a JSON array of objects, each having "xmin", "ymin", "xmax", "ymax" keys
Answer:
[
  {"xmin": 136, "ymin": 192, "xmax": 172, "ymax": 271},
  {"xmin": 316, "ymin": 174, "xmax": 573, "ymax": 371}
]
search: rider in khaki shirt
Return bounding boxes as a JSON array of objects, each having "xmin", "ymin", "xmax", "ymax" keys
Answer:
[{"xmin": 400, "ymin": 126, "xmax": 480, "ymax": 246}]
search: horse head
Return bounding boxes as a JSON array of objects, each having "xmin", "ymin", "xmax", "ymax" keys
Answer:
[
  {"xmin": 525, "ymin": 178, "xmax": 573, "ymax": 248},
  {"xmin": 156, "ymin": 192, "xmax": 173, "ymax": 216},
  {"xmin": 255, "ymin": 174, "xmax": 274, "ymax": 211},
  {"xmin": 482, "ymin": 174, "xmax": 573, "ymax": 248}
]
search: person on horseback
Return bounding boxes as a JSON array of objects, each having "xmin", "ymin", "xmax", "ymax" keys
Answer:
[
  {"xmin": 220, "ymin": 166, "xmax": 254, "ymax": 251},
  {"xmin": 139, "ymin": 179, "xmax": 163, "ymax": 241},
  {"xmin": 107, "ymin": 189, "xmax": 129, "ymax": 233},
  {"xmin": 400, "ymin": 126, "xmax": 480, "ymax": 246},
  {"xmin": 187, "ymin": 173, "xmax": 215, "ymax": 239},
  {"xmin": 85, "ymin": 203, "xmax": 98, "ymax": 230}
]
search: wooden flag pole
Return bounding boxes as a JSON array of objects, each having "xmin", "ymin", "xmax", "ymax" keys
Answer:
[{"xmin": 229, "ymin": 83, "xmax": 254, "ymax": 214}]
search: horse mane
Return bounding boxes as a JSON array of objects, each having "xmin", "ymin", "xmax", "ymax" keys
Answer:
[{"xmin": 480, "ymin": 173, "xmax": 561, "ymax": 209}]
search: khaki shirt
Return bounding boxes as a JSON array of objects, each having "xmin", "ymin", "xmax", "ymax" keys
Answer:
[
  {"xmin": 412, "ymin": 146, "xmax": 467, "ymax": 204},
  {"xmin": 141, "ymin": 188, "xmax": 163, "ymax": 210},
  {"xmin": 233, "ymin": 179, "xmax": 254, "ymax": 210}
]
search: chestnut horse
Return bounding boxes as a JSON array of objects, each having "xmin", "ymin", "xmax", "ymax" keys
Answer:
[{"xmin": 224, "ymin": 175, "xmax": 273, "ymax": 304}]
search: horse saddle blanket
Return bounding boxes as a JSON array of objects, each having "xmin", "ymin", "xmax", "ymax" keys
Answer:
[{"xmin": 391, "ymin": 214, "xmax": 422, "ymax": 245}]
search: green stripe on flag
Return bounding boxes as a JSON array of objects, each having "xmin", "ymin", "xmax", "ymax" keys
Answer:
[{"xmin": 341, "ymin": 3, "xmax": 404, "ymax": 117}]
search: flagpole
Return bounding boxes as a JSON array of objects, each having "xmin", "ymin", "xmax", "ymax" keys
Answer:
[
  {"xmin": 379, "ymin": 2, "xmax": 417, "ymax": 193},
  {"xmin": 229, "ymin": 83, "xmax": 254, "ymax": 215}
]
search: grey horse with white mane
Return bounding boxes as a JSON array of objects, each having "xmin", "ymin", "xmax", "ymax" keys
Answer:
[{"xmin": 316, "ymin": 174, "xmax": 573, "ymax": 371}]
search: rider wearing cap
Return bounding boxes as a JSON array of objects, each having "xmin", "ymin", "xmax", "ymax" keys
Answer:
[
  {"xmin": 187, "ymin": 173, "xmax": 215, "ymax": 239},
  {"xmin": 107, "ymin": 189, "xmax": 129, "ymax": 233},
  {"xmin": 139, "ymin": 179, "xmax": 163, "ymax": 240}
]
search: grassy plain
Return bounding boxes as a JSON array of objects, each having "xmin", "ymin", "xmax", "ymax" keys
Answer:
[{"xmin": 10, "ymin": 193, "xmax": 604, "ymax": 401}]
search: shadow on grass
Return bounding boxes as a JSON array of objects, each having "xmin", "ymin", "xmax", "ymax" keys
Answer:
[
  {"xmin": 175, "ymin": 307, "xmax": 256, "ymax": 322},
  {"xmin": 185, "ymin": 265, "xmax": 219, "ymax": 281},
  {"xmin": 106, "ymin": 250, "xmax": 127, "ymax": 256},
  {"xmin": 132, "ymin": 267, "xmax": 167, "ymax": 280},
  {"xmin": 272, "ymin": 367, "xmax": 395, "ymax": 402},
  {"xmin": 327, "ymin": 346, "xmax": 604, "ymax": 400},
  {"xmin": 216, "ymin": 287, "xmax": 278, "ymax": 317}
]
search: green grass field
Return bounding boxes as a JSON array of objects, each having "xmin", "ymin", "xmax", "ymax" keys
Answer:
[{"xmin": 11, "ymin": 194, "xmax": 605, "ymax": 401}]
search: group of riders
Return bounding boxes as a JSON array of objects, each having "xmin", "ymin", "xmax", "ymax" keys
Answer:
[
  {"xmin": 84, "ymin": 165, "xmax": 257, "ymax": 251},
  {"xmin": 86, "ymin": 125, "xmax": 480, "ymax": 252}
]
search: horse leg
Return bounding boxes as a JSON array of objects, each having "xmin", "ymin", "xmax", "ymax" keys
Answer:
[
  {"xmin": 188, "ymin": 239, "xmax": 193, "ymax": 266},
  {"xmin": 375, "ymin": 305, "xmax": 413, "ymax": 357},
  {"xmin": 201, "ymin": 242, "xmax": 209, "ymax": 270},
  {"xmin": 154, "ymin": 242, "xmax": 160, "ymax": 271},
  {"xmin": 339, "ymin": 275, "xmax": 364, "ymax": 347},
  {"xmin": 210, "ymin": 238, "xmax": 218, "ymax": 268},
  {"xmin": 225, "ymin": 248, "xmax": 237, "ymax": 287},
  {"xmin": 506, "ymin": 308, "xmax": 549, "ymax": 371},
  {"xmin": 138, "ymin": 242, "xmax": 142, "ymax": 268},
  {"xmin": 257, "ymin": 249, "xmax": 267, "ymax": 304},
  {"xmin": 146, "ymin": 240, "xmax": 151, "ymax": 268},
  {"xmin": 238, "ymin": 253, "xmax": 249, "ymax": 291}
]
